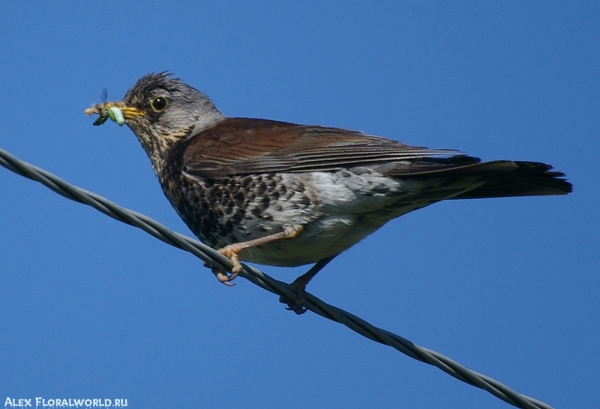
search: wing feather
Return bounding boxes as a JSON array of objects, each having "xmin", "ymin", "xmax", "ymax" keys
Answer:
[{"xmin": 182, "ymin": 118, "xmax": 474, "ymax": 179}]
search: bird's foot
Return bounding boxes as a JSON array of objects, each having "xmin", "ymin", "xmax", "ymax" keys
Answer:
[
  {"xmin": 279, "ymin": 281, "xmax": 308, "ymax": 315},
  {"xmin": 203, "ymin": 244, "xmax": 245, "ymax": 285},
  {"xmin": 278, "ymin": 255, "xmax": 338, "ymax": 315},
  {"xmin": 204, "ymin": 261, "xmax": 238, "ymax": 286},
  {"xmin": 218, "ymin": 244, "xmax": 245, "ymax": 274},
  {"xmin": 207, "ymin": 227, "xmax": 307, "ymax": 286}
]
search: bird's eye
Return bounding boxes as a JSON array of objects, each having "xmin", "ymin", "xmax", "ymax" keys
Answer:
[{"xmin": 150, "ymin": 96, "xmax": 168, "ymax": 112}]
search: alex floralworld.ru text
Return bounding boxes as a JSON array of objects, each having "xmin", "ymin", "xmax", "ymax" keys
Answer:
[{"xmin": 4, "ymin": 398, "xmax": 128, "ymax": 407}]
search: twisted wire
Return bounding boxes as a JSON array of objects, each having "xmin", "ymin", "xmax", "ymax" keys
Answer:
[{"xmin": 0, "ymin": 148, "xmax": 553, "ymax": 409}]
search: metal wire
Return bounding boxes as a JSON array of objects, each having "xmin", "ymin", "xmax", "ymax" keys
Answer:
[{"xmin": 0, "ymin": 147, "xmax": 553, "ymax": 409}]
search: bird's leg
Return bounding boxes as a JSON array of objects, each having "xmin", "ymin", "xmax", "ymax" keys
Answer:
[
  {"xmin": 280, "ymin": 254, "xmax": 338, "ymax": 314},
  {"xmin": 211, "ymin": 225, "xmax": 305, "ymax": 283}
]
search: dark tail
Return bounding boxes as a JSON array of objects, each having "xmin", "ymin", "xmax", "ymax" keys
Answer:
[{"xmin": 439, "ymin": 160, "xmax": 572, "ymax": 199}]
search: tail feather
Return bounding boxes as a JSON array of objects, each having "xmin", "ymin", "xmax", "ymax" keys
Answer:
[{"xmin": 435, "ymin": 160, "xmax": 573, "ymax": 199}]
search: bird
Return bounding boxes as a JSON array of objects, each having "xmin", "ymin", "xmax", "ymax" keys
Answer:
[{"xmin": 85, "ymin": 72, "xmax": 572, "ymax": 313}]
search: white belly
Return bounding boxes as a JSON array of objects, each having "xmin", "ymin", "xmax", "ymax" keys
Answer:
[{"xmin": 236, "ymin": 169, "xmax": 429, "ymax": 266}]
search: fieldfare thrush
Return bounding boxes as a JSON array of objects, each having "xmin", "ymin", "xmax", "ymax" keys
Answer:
[{"xmin": 85, "ymin": 72, "xmax": 572, "ymax": 313}]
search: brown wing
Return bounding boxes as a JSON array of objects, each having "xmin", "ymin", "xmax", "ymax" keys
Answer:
[{"xmin": 182, "ymin": 117, "xmax": 474, "ymax": 179}]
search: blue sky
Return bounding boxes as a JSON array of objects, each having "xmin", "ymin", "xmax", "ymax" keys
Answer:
[{"xmin": 1, "ymin": 2, "xmax": 598, "ymax": 408}]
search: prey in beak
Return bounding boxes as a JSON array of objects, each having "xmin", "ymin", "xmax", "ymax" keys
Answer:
[{"xmin": 85, "ymin": 102, "xmax": 143, "ymax": 126}]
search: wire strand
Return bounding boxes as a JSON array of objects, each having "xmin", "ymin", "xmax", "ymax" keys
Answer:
[{"xmin": 0, "ymin": 147, "xmax": 553, "ymax": 409}]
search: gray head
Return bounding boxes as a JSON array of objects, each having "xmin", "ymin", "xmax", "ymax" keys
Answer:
[{"xmin": 86, "ymin": 72, "xmax": 225, "ymax": 165}]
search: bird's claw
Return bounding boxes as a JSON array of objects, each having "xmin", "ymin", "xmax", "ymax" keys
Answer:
[
  {"xmin": 279, "ymin": 284, "xmax": 308, "ymax": 315},
  {"xmin": 218, "ymin": 245, "xmax": 244, "ymax": 274},
  {"xmin": 216, "ymin": 270, "xmax": 238, "ymax": 286},
  {"xmin": 201, "ymin": 243, "xmax": 247, "ymax": 285},
  {"xmin": 204, "ymin": 261, "xmax": 238, "ymax": 286}
]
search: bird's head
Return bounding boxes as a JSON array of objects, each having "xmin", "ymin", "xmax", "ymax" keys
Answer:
[{"xmin": 85, "ymin": 72, "xmax": 224, "ymax": 163}]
